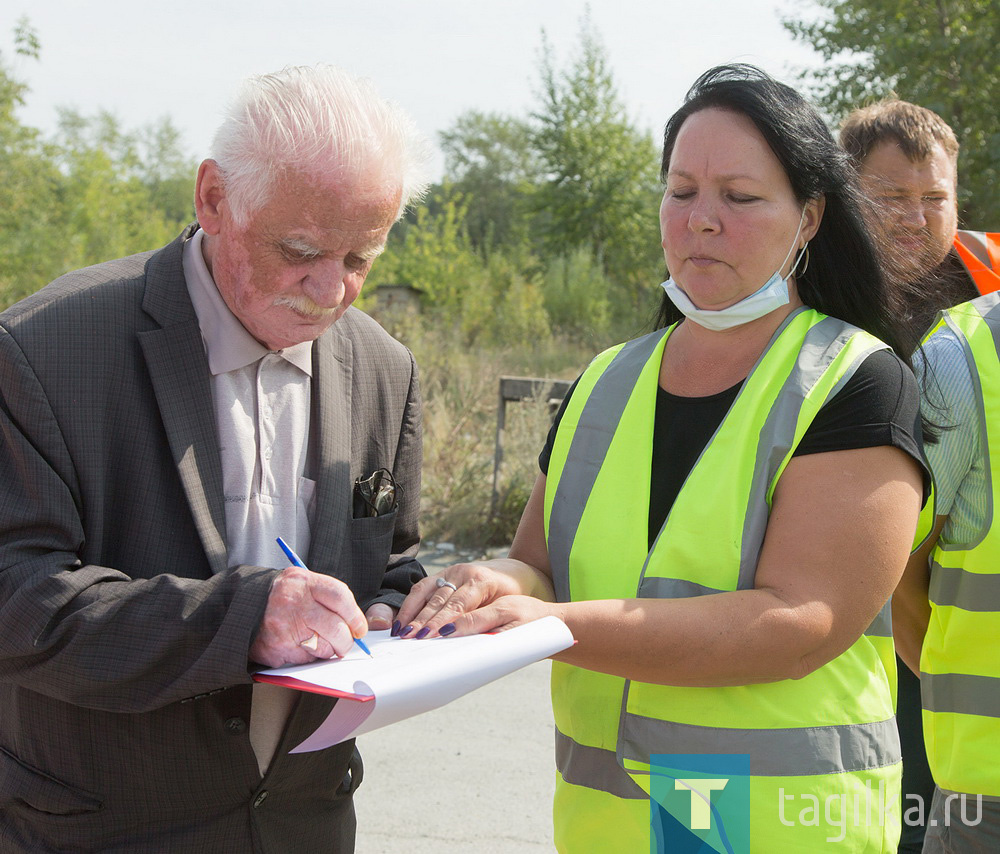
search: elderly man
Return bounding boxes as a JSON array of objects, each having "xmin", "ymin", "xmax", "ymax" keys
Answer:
[
  {"xmin": 843, "ymin": 100, "xmax": 1000, "ymax": 852},
  {"xmin": 0, "ymin": 66, "xmax": 429, "ymax": 852}
]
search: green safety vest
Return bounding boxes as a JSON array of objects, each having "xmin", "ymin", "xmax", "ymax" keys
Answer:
[
  {"xmin": 544, "ymin": 308, "xmax": 902, "ymax": 852},
  {"xmin": 922, "ymin": 293, "xmax": 1000, "ymax": 797}
]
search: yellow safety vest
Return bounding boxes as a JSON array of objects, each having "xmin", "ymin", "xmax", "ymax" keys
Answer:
[
  {"xmin": 921, "ymin": 292, "xmax": 1000, "ymax": 797},
  {"xmin": 545, "ymin": 308, "xmax": 902, "ymax": 852}
]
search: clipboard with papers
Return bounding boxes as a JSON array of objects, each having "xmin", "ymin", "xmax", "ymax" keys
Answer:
[{"xmin": 253, "ymin": 615, "xmax": 574, "ymax": 752}]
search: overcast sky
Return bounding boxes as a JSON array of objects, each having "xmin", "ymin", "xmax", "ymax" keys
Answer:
[{"xmin": 5, "ymin": 0, "xmax": 823, "ymax": 177}]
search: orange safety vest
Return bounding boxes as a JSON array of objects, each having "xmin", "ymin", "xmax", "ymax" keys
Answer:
[{"xmin": 954, "ymin": 230, "xmax": 1000, "ymax": 295}]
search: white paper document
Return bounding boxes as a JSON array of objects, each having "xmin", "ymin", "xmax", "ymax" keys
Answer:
[{"xmin": 254, "ymin": 615, "xmax": 574, "ymax": 752}]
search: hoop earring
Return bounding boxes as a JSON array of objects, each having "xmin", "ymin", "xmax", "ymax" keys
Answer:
[{"xmin": 792, "ymin": 243, "xmax": 810, "ymax": 278}]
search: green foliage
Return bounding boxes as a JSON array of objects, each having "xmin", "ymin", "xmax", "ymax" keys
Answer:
[
  {"xmin": 367, "ymin": 15, "xmax": 663, "ymax": 366},
  {"xmin": 368, "ymin": 193, "xmax": 482, "ymax": 310},
  {"xmin": 530, "ymin": 17, "xmax": 663, "ymax": 314},
  {"xmin": 784, "ymin": 0, "xmax": 1000, "ymax": 225},
  {"xmin": 541, "ymin": 245, "xmax": 613, "ymax": 344},
  {"xmin": 365, "ymin": 193, "xmax": 552, "ymax": 347},
  {"xmin": 54, "ymin": 110, "xmax": 188, "ymax": 269},
  {"xmin": 0, "ymin": 23, "xmax": 196, "ymax": 309},
  {"xmin": 0, "ymin": 24, "xmax": 69, "ymax": 305},
  {"xmin": 439, "ymin": 111, "xmax": 539, "ymax": 251}
]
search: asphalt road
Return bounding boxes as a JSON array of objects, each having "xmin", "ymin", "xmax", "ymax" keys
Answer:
[{"xmin": 353, "ymin": 545, "xmax": 558, "ymax": 853}]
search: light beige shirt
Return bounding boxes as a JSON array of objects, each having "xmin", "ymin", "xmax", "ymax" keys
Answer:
[{"xmin": 183, "ymin": 229, "xmax": 314, "ymax": 774}]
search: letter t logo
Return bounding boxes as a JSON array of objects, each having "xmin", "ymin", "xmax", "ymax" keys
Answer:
[{"xmin": 675, "ymin": 778, "xmax": 728, "ymax": 829}]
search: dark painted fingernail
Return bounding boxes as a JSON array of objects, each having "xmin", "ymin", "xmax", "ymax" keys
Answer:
[
  {"xmin": 399, "ymin": 625, "xmax": 414, "ymax": 637},
  {"xmin": 415, "ymin": 626, "xmax": 430, "ymax": 640},
  {"xmin": 439, "ymin": 623, "xmax": 456, "ymax": 637},
  {"xmin": 390, "ymin": 620, "xmax": 401, "ymax": 637}
]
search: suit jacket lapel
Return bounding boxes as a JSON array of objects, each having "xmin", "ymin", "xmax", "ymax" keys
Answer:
[
  {"xmin": 308, "ymin": 329, "xmax": 352, "ymax": 578},
  {"xmin": 137, "ymin": 229, "xmax": 229, "ymax": 575}
]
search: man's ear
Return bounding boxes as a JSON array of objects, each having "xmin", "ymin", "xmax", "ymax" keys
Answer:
[{"xmin": 194, "ymin": 160, "xmax": 226, "ymax": 236}]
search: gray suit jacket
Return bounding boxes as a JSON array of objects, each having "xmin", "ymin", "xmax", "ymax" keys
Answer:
[{"xmin": 0, "ymin": 227, "xmax": 424, "ymax": 852}]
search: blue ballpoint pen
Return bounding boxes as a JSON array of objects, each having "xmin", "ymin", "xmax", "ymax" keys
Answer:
[{"xmin": 275, "ymin": 537, "xmax": 373, "ymax": 657}]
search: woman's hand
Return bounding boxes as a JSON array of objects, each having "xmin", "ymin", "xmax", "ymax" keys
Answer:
[
  {"xmin": 394, "ymin": 559, "xmax": 553, "ymax": 639},
  {"xmin": 432, "ymin": 594, "xmax": 561, "ymax": 637}
]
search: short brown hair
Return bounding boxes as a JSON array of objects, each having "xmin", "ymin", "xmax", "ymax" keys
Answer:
[{"xmin": 840, "ymin": 99, "xmax": 959, "ymax": 166}]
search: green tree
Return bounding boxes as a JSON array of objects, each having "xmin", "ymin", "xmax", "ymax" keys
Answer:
[
  {"xmin": 541, "ymin": 244, "xmax": 613, "ymax": 344},
  {"xmin": 784, "ymin": 0, "xmax": 1000, "ymax": 225},
  {"xmin": 367, "ymin": 192, "xmax": 483, "ymax": 311},
  {"xmin": 0, "ymin": 20, "xmax": 197, "ymax": 309},
  {"xmin": 53, "ymin": 108, "xmax": 193, "ymax": 266},
  {"xmin": 530, "ymin": 17, "xmax": 663, "ymax": 316},
  {"xmin": 438, "ymin": 111, "xmax": 539, "ymax": 251},
  {"xmin": 0, "ymin": 20, "xmax": 74, "ymax": 306}
]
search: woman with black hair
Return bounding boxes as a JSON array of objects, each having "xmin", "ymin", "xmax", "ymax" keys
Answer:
[{"xmin": 398, "ymin": 65, "xmax": 927, "ymax": 851}]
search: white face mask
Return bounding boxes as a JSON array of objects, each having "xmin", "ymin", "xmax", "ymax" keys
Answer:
[{"xmin": 660, "ymin": 207, "xmax": 809, "ymax": 332}]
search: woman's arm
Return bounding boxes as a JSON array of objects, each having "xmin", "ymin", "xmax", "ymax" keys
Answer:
[{"xmin": 447, "ymin": 445, "xmax": 923, "ymax": 687}]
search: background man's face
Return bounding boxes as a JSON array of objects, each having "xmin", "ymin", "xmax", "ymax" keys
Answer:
[{"xmin": 858, "ymin": 140, "xmax": 958, "ymax": 285}]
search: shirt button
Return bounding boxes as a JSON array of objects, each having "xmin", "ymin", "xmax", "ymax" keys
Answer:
[
  {"xmin": 225, "ymin": 717, "xmax": 247, "ymax": 734},
  {"xmin": 253, "ymin": 791, "xmax": 268, "ymax": 808},
  {"xmin": 263, "ymin": 447, "xmax": 273, "ymax": 460}
]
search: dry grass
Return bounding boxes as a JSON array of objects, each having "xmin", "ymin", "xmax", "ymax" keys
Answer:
[{"xmin": 384, "ymin": 311, "xmax": 591, "ymax": 548}]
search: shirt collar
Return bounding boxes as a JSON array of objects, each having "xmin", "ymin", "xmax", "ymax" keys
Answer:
[{"xmin": 183, "ymin": 229, "xmax": 313, "ymax": 377}]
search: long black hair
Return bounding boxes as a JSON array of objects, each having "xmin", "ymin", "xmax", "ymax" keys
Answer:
[{"xmin": 654, "ymin": 64, "xmax": 912, "ymax": 363}]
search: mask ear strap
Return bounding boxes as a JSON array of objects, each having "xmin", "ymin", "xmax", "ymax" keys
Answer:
[{"xmin": 778, "ymin": 205, "xmax": 810, "ymax": 278}]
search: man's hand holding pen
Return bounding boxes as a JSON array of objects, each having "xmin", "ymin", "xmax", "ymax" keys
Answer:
[{"xmin": 250, "ymin": 565, "xmax": 371, "ymax": 667}]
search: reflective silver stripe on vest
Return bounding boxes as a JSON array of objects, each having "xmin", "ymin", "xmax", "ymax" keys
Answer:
[
  {"xmin": 638, "ymin": 577, "xmax": 725, "ymax": 598},
  {"xmin": 555, "ymin": 728, "xmax": 647, "ymax": 800},
  {"xmin": 930, "ymin": 561, "xmax": 1000, "ymax": 611},
  {"xmin": 937, "ymin": 298, "xmax": 999, "ymax": 552},
  {"xmin": 922, "ymin": 672, "xmax": 1000, "ymax": 718},
  {"xmin": 620, "ymin": 714, "xmax": 901, "ymax": 776},
  {"xmin": 548, "ymin": 332, "xmax": 666, "ymax": 602},
  {"xmin": 957, "ymin": 230, "xmax": 993, "ymax": 270},
  {"xmin": 864, "ymin": 601, "xmax": 893, "ymax": 638},
  {"xmin": 735, "ymin": 315, "xmax": 880, "ymax": 590}
]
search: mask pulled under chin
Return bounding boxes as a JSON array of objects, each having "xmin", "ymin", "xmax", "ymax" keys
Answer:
[
  {"xmin": 659, "ymin": 271, "xmax": 790, "ymax": 332},
  {"xmin": 660, "ymin": 206, "xmax": 809, "ymax": 332}
]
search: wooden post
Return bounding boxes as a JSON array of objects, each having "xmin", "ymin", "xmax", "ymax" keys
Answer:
[{"xmin": 490, "ymin": 377, "xmax": 573, "ymax": 518}]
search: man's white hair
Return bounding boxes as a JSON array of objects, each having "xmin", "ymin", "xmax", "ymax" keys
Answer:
[{"xmin": 211, "ymin": 64, "xmax": 431, "ymax": 225}]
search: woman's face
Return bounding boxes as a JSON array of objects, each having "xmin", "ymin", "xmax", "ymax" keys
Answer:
[{"xmin": 660, "ymin": 107, "xmax": 823, "ymax": 311}]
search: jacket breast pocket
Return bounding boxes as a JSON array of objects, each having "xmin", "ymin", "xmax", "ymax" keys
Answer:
[
  {"xmin": 0, "ymin": 746, "xmax": 102, "ymax": 817},
  {"xmin": 346, "ymin": 507, "xmax": 398, "ymax": 603}
]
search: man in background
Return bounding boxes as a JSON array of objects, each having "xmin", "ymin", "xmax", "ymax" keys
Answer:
[
  {"xmin": 0, "ymin": 65, "xmax": 429, "ymax": 852},
  {"xmin": 842, "ymin": 99, "xmax": 1000, "ymax": 852},
  {"xmin": 841, "ymin": 99, "xmax": 999, "ymax": 350}
]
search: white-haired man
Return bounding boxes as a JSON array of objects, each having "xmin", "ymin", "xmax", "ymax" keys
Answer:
[{"xmin": 0, "ymin": 65, "xmax": 430, "ymax": 851}]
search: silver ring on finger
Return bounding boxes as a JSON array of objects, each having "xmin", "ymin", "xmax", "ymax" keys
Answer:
[{"xmin": 436, "ymin": 577, "xmax": 458, "ymax": 592}]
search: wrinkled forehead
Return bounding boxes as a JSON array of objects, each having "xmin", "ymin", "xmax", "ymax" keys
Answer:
[{"xmin": 260, "ymin": 165, "xmax": 401, "ymax": 229}]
